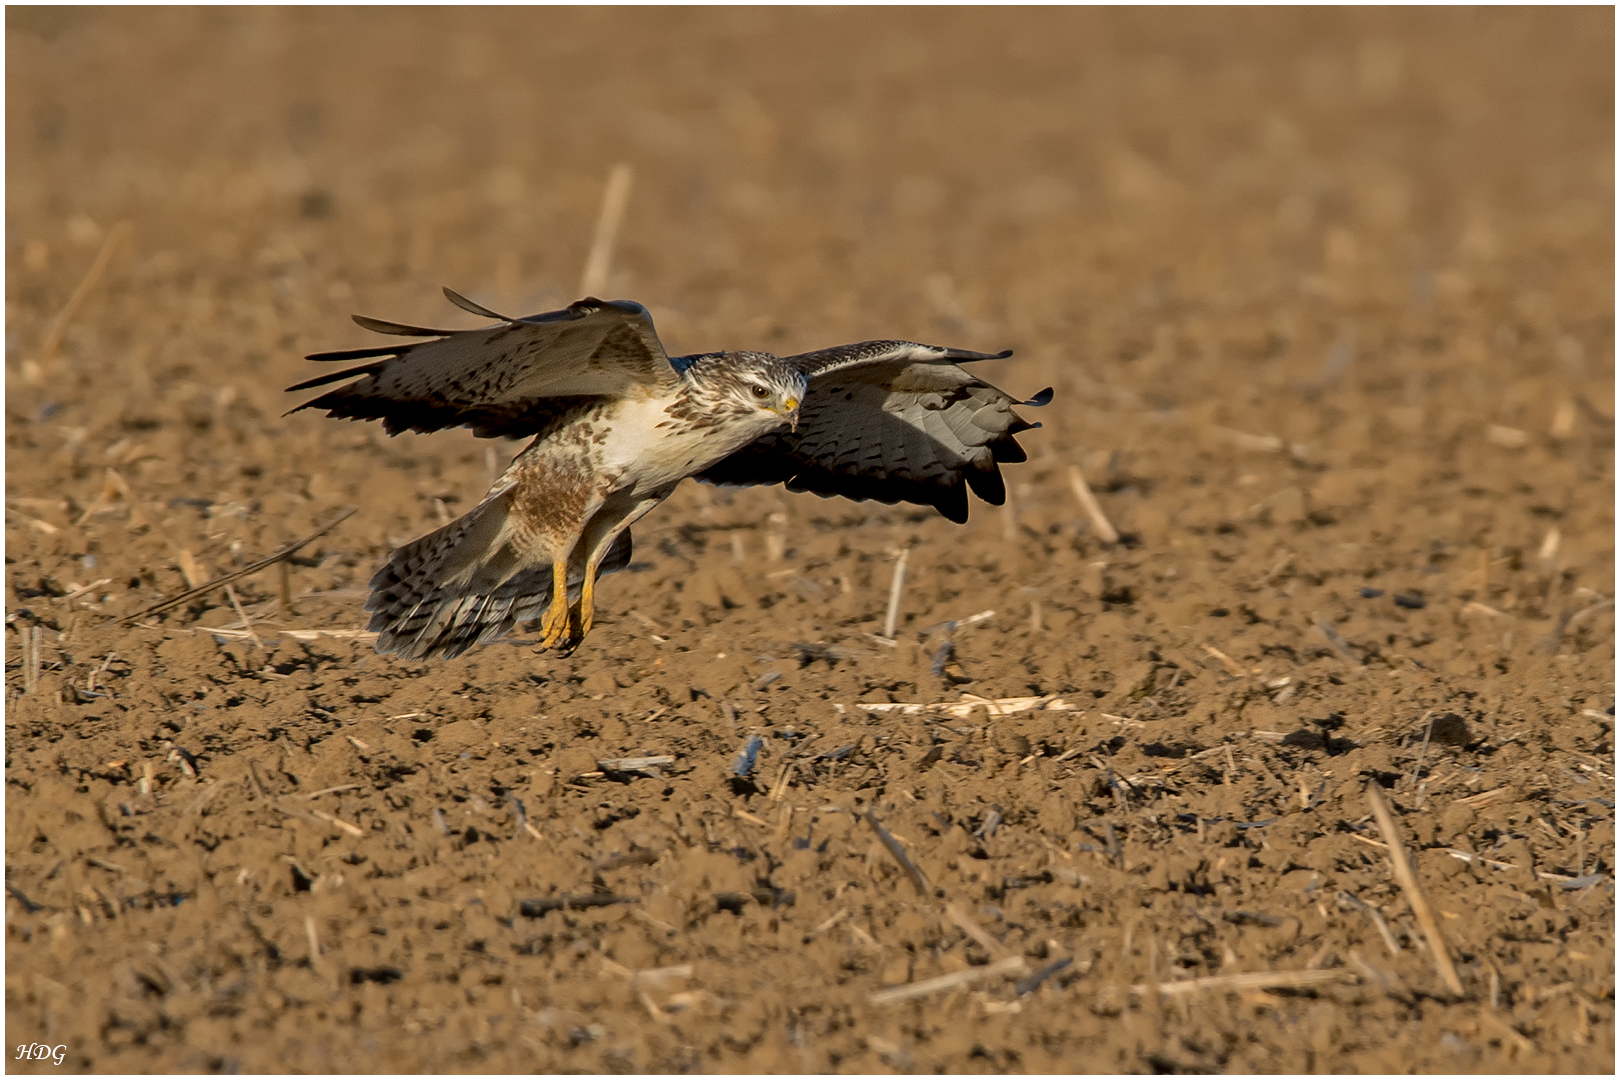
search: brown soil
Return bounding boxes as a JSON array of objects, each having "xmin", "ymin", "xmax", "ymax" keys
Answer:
[{"xmin": 5, "ymin": 7, "xmax": 1614, "ymax": 1074}]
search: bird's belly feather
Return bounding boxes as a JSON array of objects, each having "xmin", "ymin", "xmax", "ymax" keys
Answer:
[
  {"xmin": 510, "ymin": 395, "xmax": 777, "ymax": 511},
  {"xmin": 598, "ymin": 397, "xmax": 769, "ymax": 496}
]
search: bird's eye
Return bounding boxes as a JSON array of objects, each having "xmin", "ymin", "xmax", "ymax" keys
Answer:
[{"xmin": 751, "ymin": 385, "xmax": 769, "ymax": 399}]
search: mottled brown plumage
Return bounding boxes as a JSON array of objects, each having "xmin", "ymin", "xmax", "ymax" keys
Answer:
[{"xmin": 289, "ymin": 291, "xmax": 1048, "ymax": 659}]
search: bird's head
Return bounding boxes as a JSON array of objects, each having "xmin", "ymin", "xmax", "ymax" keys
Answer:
[{"xmin": 702, "ymin": 352, "xmax": 806, "ymax": 432}]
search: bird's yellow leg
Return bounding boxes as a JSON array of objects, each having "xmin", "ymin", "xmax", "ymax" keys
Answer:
[
  {"xmin": 575, "ymin": 559, "xmax": 600, "ymax": 640},
  {"xmin": 537, "ymin": 559, "xmax": 571, "ymax": 648}
]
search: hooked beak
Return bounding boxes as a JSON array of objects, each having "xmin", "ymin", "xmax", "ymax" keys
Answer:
[{"xmin": 778, "ymin": 397, "xmax": 800, "ymax": 432}]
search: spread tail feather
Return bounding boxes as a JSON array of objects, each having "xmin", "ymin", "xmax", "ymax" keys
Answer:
[{"xmin": 366, "ymin": 497, "xmax": 632, "ymax": 660}]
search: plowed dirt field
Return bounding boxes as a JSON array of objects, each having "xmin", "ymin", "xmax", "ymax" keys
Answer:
[{"xmin": 6, "ymin": 7, "xmax": 1614, "ymax": 1073}]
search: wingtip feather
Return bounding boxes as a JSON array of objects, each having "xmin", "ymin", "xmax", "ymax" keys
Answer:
[
  {"xmin": 304, "ymin": 343, "xmax": 408, "ymax": 363},
  {"xmin": 352, "ymin": 313, "xmax": 455, "ymax": 337},
  {"xmin": 286, "ymin": 362, "xmax": 386, "ymax": 393},
  {"xmin": 964, "ymin": 462, "xmax": 1007, "ymax": 506},
  {"xmin": 948, "ymin": 347, "xmax": 1014, "ymax": 363},
  {"xmin": 936, "ymin": 482, "xmax": 970, "ymax": 524},
  {"xmin": 442, "ymin": 286, "xmax": 512, "ymax": 322}
]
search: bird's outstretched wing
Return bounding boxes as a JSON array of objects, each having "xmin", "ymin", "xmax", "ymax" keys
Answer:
[
  {"xmin": 696, "ymin": 340, "xmax": 1050, "ymax": 523},
  {"xmin": 286, "ymin": 291, "xmax": 680, "ymax": 438}
]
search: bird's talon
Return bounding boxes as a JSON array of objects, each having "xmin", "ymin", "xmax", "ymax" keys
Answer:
[{"xmin": 537, "ymin": 610, "xmax": 571, "ymax": 650}]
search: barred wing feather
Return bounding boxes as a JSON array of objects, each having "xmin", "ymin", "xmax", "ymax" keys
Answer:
[
  {"xmin": 286, "ymin": 293, "xmax": 678, "ymax": 438},
  {"xmin": 696, "ymin": 341, "xmax": 1049, "ymax": 523}
]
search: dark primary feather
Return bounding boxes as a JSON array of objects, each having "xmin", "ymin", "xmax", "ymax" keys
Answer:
[
  {"xmin": 287, "ymin": 357, "xmax": 393, "ymax": 391},
  {"xmin": 442, "ymin": 286, "xmax": 513, "ymax": 322},
  {"xmin": 696, "ymin": 340, "xmax": 1047, "ymax": 523},
  {"xmin": 350, "ymin": 314, "xmax": 458, "ymax": 337},
  {"xmin": 287, "ymin": 294, "xmax": 679, "ymax": 438}
]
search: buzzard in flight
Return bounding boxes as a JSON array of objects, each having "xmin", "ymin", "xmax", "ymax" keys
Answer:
[{"xmin": 288, "ymin": 290, "xmax": 1050, "ymax": 660}]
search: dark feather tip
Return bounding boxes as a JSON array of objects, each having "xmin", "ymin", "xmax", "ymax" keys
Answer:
[
  {"xmin": 442, "ymin": 286, "xmax": 512, "ymax": 322},
  {"xmin": 351, "ymin": 314, "xmax": 453, "ymax": 337},
  {"xmin": 1024, "ymin": 387, "xmax": 1055, "ymax": 407},
  {"xmin": 305, "ymin": 344, "xmax": 407, "ymax": 363},
  {"xmin": 286, "ymin": 362, "xmax": 385, "ymax": 392}
]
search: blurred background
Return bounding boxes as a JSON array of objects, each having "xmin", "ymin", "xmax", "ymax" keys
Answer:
[{"xmin": 10, "ymin": 7, "xmax": 1611, "ymax": 388}]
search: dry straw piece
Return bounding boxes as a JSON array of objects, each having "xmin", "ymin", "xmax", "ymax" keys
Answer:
[
  {"xmin": 222, "ymin": 584, "xmax": 263, "ymax": 650},
  {"xmin": 1214, "ymin": 426, "xmax": 1286, "ymax": 453},
  {"xmin": 863, "ymin": 809, "xmax": 931, "ymax": 897},
  {"xmin": 1066, "ymin": 464, "xmax": 1119, "ymax": 544},
  {"xmin": 1202, "ymin": 642, "xmax": 1249, "ymax": 677},
  {"xmin": 1131, "ymin": 968, "xmax": 1351, "ymax": 997},
  {"xmin": 201, "ymin": 627, "xmax": 377, "ymax": 644},
  {"xmin": 882, "ymin": 547, "xmax": 910, "ymax": 640},
  {"xmin": 22, "ymin": 625, "xmax": 43, "ymax": 695},
  {"xmin": 122, "ymin": 507, "xmax": 357, "ymax": 624},
  {"xmin": 944, "ymin": 903, "xmax": 1013, "ymax": 961},
  {"xmin": 869, "ymin": 955, "xmax": 1029, "ymax": 1006},
  {"xmin": 1486, "ymin": 424, "xmax": 1529, "ymax": 449},
  {"xmin": 579, "ymin": 163, "xmax": 633, "ymax": 297},
  {"xmin": 1365, "ymin": 782, "xmax": 1465, "ymax": 995},
  {"xmin": 1313, "ymin": 613, "xmax": 1363, "ymax": 666},
  {"xmin": 33, "ymin": 221, "xmax": 132, "ymax": 377},
  {"xmin": 857, "ymin": 692, "xmax": 1076, "ymax": 720}
]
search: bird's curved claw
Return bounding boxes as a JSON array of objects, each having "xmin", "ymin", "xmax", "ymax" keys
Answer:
[{"xmin": 537, "ymin": 606, "xmax": 572, "ymax": 650}]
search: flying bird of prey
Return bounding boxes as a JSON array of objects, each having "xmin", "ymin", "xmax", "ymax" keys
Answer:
[{"xmin": 288, "ymin": 289, "xmax": 1050, "ymax": 660}]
